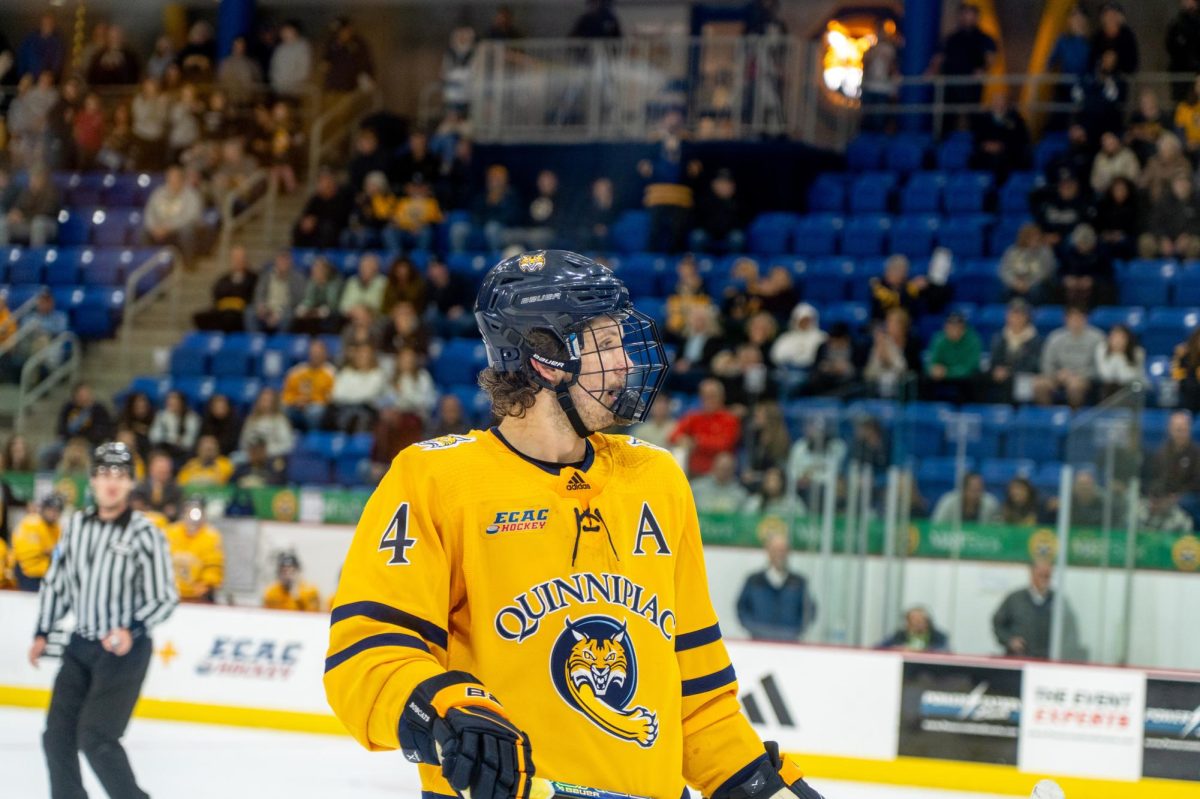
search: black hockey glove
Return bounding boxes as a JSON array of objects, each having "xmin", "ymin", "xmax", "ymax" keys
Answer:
[
  {"xmin": 710, "ymin": 741, "xmax": 825, "ymax": 799},
  {"xmin": 399, "ymin": 671, "xmax": 535, "ymax": 799}
]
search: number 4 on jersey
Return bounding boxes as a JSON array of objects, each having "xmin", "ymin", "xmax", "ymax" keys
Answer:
[{"xmin": 379, "ymin": 502, "xmax": 417, "ymax": 565}]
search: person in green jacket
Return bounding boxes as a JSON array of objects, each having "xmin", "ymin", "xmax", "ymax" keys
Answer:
[{"xmin": 925, "ymin": 310, "xmax": 982, "ymax": 402}]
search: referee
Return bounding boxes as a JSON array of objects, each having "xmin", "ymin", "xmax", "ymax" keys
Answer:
[{"xmin": 28, "ymin": 442, "xmax": 179, "ymax": 799}]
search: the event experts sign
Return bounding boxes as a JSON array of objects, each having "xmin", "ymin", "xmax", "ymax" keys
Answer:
[{"xmin": 1018, "ymin": 663, "xmax": 1146, "ymax": 781}]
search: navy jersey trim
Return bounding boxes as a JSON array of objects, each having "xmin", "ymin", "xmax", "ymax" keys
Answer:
[
  {"xmin": 490, "ymin": 427, "xmax": 595, "ymax": 475},
  {"xmin": 681, "ymin": 664, "xmax": 738, "ymax": 696},
  {"xmin": 330, "ymin": 601, "xmax": 449, "ymax": 649},
  {"xmin": 324, "ymin": 633, "xmax": 430, "ymax": 673},
  {"xmin": 674, "ymin": 622, "xmax": 722, "ymax": 652}
]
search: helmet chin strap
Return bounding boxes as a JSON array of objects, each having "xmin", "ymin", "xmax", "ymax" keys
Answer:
[{"xmin": 529, "ymin": 354, "xmax": 592, "ymax": 439}]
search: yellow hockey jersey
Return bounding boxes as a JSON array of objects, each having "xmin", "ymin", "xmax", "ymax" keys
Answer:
[
  {"xmin": 263, "ymin": 580, "xmax": 321, "ymax": 612},
  {"xmin": 0, "ymin": 537, "xmax": 14, "ymax": 589},
  {"xmin": 325, "ymin": 429, "xmax": 764, "ymax": 799},
  {"xmin": 12, "ymin": 513, "xmax": 61, "ymax": 581},
  {"xmin": 165, "ymin": 523, "xmax": 225, "ymax": 600}
]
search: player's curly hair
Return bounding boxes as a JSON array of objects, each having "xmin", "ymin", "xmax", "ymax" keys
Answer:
[{"xmin": 478, "ymin": 329, "xmax": 565, "ymax": 419}]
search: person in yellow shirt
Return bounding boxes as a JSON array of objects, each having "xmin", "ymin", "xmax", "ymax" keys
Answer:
[
  {"xmin": 385, "ymin": 175, "xmax": 444, "ymax": 253},
  {"xmin": 281, "ymin": 338, "xmax": 336, "ymax": 431},
  {"xmin": 177, "ymin": 435, "xmax": 234, "ymax": 487},
  {"xmin": 165, "ymin": 499, "xmax": 224, "ymax": 603},
  {"xmin": 262, "ymin": 552, "xmax": 321, "ymax": 612},
  {"xmin": 1174, "ymin": 77, "xmax": 1200, "ymax": 159},
  {"xmin": 13, "ymin": 493, "xmax": 64, "ymax": 591},
  {"xmin": 129, "ymin": 485, "xmax": 170, "ymax": 530}
]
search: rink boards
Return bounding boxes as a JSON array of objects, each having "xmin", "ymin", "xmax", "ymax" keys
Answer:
[{"xmin": 1, "ymin": 592, "xmax": 1197, "ymax": 798}]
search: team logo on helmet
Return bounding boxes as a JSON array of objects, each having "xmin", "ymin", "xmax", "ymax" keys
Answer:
[
  {"xmin": 549, "ymin": 615, "xmax": 658, "ymax": 747},
  {"xmin": 517, "ymin": 252, "xmax": 546, "ymax": 273}
]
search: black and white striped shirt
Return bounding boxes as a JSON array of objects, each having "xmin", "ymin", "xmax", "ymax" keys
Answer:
[{"xmin": 35, "ymin": 506, "xmax": 178, "ymax": 640}]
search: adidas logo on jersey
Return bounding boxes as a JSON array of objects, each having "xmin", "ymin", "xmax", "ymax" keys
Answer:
[{"xmin": 566, "ymin": 472, "xmax": 591, "ymax": 490}]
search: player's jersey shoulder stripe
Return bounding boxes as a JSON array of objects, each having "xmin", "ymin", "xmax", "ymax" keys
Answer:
[
  {"xmin": 680, "ymin": 663, "xmax": 738, "ymax": 696},
  {"xmin": 324, "ymin": 632, "xmax": 430, "ymax": 673},
  {"xmin": 330, "ymin": 601, "xmax": 450, "ymax": 649},
  {"xmin": 674, "ymin": 622, "xmax": 722, "ymax": 652}
]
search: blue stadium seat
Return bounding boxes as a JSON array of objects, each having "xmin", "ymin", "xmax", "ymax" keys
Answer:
[
  {"xmin": 806, "ymin": 173, "xmax": 848, "ymax": 213},
  {"xmin": 802, "ymin": 258, "xmax": 854, "ymax": 304},
  {"xmin": 936, "ymin": 134, "xmax": 974, "ymax": 171},
  {"xmin": 346, "ymin": 433, "xmax": 374, "ymax": 458},
  {"xmin": 1008, "ymin": 406, "xmax": 1071, "ymax": 461},
  {"xmin": 1089, "ymin": 306, "xmax": 1146, "ymax": 333},
  {"xmin": 846, "ymin": 134, "xmax": 886, "ymax": 171},
  {"xmin": 916, "ymin": 456, "xmax": 974, "ymax": 500},
  {"xmin": 8, "ymin": 250, "xmax": 44, "ymax": 284},
  {"xmin": 937, "ymin": 213, "xmax": 992, "ymax": 258},
  {"xmin": 781, "ymin": 397, "xmax": 842, "ymax": 439},
  {"xmin": 171, "ymin": 376, "xmax": 216, "ymax": 409},
  {"xmin": 849, "ymin": 173, "xmax": 897, "ymax": 213},
  {"xmin": 884, "ymin": 135, "xmax": 930, "ymax": 174},
  {"xmin": 999, "ymin": 172, "xmax": 1041, "ymax": 215},
  {"xmin": 170, "ymin": 346, "xmax": 210, "ymax": 377},
  {"xmin": 972, "ymin": 303, "xmax": 1008, "ymax": 344},
  {"xmin": 748, "ymin": 213, "xmax": 799, "ymax": 255},
  {"xmin": 841, "ymin": 215, "xmax": 890, "ymax": 256},
  {"xmin": 287, "ymin": 452, "xmax": 332, "ymax": 485},
  {"xmin": 1144, "ymin": 308, "xmax": 1200, "ymax": 356},
  {"xmin": 900, "ymin": 172, "xmax": 946, "ymax": 214},
  {"xmin": 1032, "ymin": 305, "xmax": 1065, "ymax": 336},
  {"xmin": 957, "ymin": 404, "xmax": 1012, "ymax": 459},
  {"xmin": 2, "ymin": 285, "xmax": 41, "ymax": 309},
  {"xmin": 335, "ymin": 455, "xmax": 367, "ymax": 486},
  {"xmin": 989, "ymin": 216, "xmax": 1032, "ymax": 256},
  {"xmin": 980, "ymin": 458, "xmax": 1036, "ymax": 487},
  {"xmin": 1117, "ymin": 260, "xmax": 1176, "ymax": 307},
  {"xmin": 214, "ymin": 377, "xmax": 263, "ymax": 411},
  {"xmin": 889, "ymin": 214, "xmax": 940, "ymax": 258},
  {"xmin": 78, "ymin": 249, "xmax": 123, "ymax": 287},
  {"xmin": 612, "ymin": 211, "xmax": 650, "ymax": 253},
  {"xmin": 954, "ymin": 258, "xmax": 1003, "ymax": 304},
  {"xmin": 50, "ymin": 286, "xmax": 84, "ymax": 312},
  {"xmin": 90, "ymin": 208, "xmax": 134, "ymax": 247},
  {"xmin": 181, "ymin": 330, "xmax": 224, "ymax": 352},
  {"xmin": 944, "ymin": 172, "xmax": 994, "ymax": 215},
  {"xmin": 1034, "ymin": 133, "xmax": 1070, "ymax": 173},
  {"xmin": 431, "ymin": 339, "xmax": 488, "ymax": 386},
  {"xmin": 40, "ymin": 248, "xmax": 80, "ymax": 286},
  {"xmin": 72, "ymin": 288, "xmax": 123, "ymax": 339},
  {"xmin": 821, "ymin": 301, "xmax": 870, "ymax": 333},
  {"xmin": 1174, "ymin": 263, "xmax": 1200, "ymax": 306},
  {"xmin": 63, "ymin": 173, "xmax": 106, "ymax": 206},
  {"xmin": 56, "ymin": 210, "xmax": 90, "ymax": 247},
  {"xmin": 619, "ymin": 252, "xmax": 668, "ymax": 297},
  {"xmin": 792, "ymin": 214, "xmax": 843, "ymax": 257},
  {"xmin": 127, "ymin": 376, "xmax": 170, "ymax": 405},
  {"xmin": 1031, "ymin": 463, "xmax": 1064, "ymax": 497}
]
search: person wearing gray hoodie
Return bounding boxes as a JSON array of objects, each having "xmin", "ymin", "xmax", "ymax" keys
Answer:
[{"xmin": 1033, "ymin": 305, "xmax": 1104, "ymax": 407}]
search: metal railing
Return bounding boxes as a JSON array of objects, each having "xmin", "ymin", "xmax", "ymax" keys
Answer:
[
  {"xmin": 0, "ymin": 293, "xmax": 43, "ymax": 362},
  {"xmin": 120, "ymin": 246, "xmax": 183, "ymax": 362},
  {"xmin": 14, "ymin": 330, "xmax": 80, "ymax": 435},
  {"xmin": 467, "ymin": 36, "xmax": 813, "ymax": 143},
  {"xmin": 217, "ymin": 168, "xmax": 276, "ymax": 266},
  {"xmin": 306, "ymin": 87, "xmax": 384, "ymax": 193}
]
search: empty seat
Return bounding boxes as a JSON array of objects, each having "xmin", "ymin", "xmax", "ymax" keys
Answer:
[
  {"xmin": 989, "ymin": 215, "xmax": 1032, "ymax": 256},
  {"xmin": 841, "ymin": 215, "xmax": 890, "ymax": 256},
  {"xmin": 884, "ymin": 135, "xmax": 930, "ymax": 174},
  {"xmin": 954, "ymin": 258, "xmax": 1003, "ymax": 304},
  {"xmin": 792, "ymin": 214, "xmax": 843, "ymax": 257},
  {"xmin": 1008, "ymin": 406, "xmax": 1071, "ymax": 461},
  {"xmin": 801, "ymin": 257, "xmax": 854, "ymax": 304},
  {"xmin": 849, "ymin": 173, "xmax": 897, "ymax": 213},
  {"xmin": 936, "ymin": 135, "xmax": 974, "ymax": 171},
  {"xmin": 944, "ymin": 172, "xmax": 994, "ymax": 215},
  {"xmin": 1143, "ymin": 307, "xmax": 1200, "ymax": 356},
  {"xmin": 846, "ymin": 134, "xmax": 886, "ymax": 171},
  {"xmin": 889, "ymin": 214, "xmax": 940, "ymax": 258},
  {"xmin": 900, "ymin": 172, "xmax": 946, "ymax": 214},
  {"xmin": 170, "ymin": 346, "xmax": 210, "ymax": 377},
  {"xmin": 806, "ymin": 173, "xmax": 848, "ymax": 213},
  {"xmin": 1117, "ymin": 260, "xmax": 1176, "ymax": 307},
  {"xmin": 612, "ymin": 210, "xmax": 650, "ymax": 253},
  {"xmin": 937, "ymin": 213, "xmax": 993, "ymax": 258},
  {"xmin": 999, "ymin": 172, "xmax": 1041, "ymax": 215},
  {"xmin": 748, "ymin": 213, "xmax": 799, "ymax": 255}
]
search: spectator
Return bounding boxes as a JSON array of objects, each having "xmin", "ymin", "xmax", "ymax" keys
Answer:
[
  {"xmin": 166, "ymin": 83, "xmax": 202, "ymax": 163},
  {"xmin": 392, "ymin": 346, "xmax": 438, "ymax": 420},
  {"xmin": 339, "ymin": 252, "xmax": 387, "ymax": 318},
  {"xmin": 1047, "ymin": 469, "xmax": 1109, "ymax": 526},
  {"xmin": 146, "ymin": 35, "xmax": 176, "ymax": 81},
  {"xmin": 927, "ymin": 2, "xmax": 996, "ymax": 131},
  {"xmin": 639, "ymin": 134, "xmax": 693, "ymax": 254},
  {"xmin": 260, "ymin": 101, "xmax": 302, "ymax": 194},
  {"xmin": 690, "ymin": 168, "xmax": 746, "ymax": 253},
  {"xmin": 690, "ymin": 451, "xmax": 750, "ymax": 514},
  {"xmin": 432, "ymin": 394, "xmax": 470, "ymax": 437},
  {"xmin": 971, "ymin": 92, "xmax": 1031, "ymax": 181},
  {"xmin": 863, "ymin": 315, "xmax": 911, "ymax": 398},
  {"xmin": 1049, "ymin": 122, "xmax": 1100, "ymax": 181},
  {"xmin": 436, "ymin": 136, "xmax": 474, "ymax": 212},
  {"xmin": 487, "ymin": 6, "xmax": 523, "ymax": 39},
  {"xmin": 5, "ymin": 435, "xmax": 34, "ymax": 472},
  {"xmin": 666, "ymin": 304, "xmax": 726, "ymax": 392},
  {"xmin": 239, "ymin": 387, "xmax": 295, "ymax": 459},
  {"xmin": 142, "ymin": 165, "xmax": 204, "ymax": 262},
  {"xmin": 1138, "ymin": 483, "xmax": 1196, "ymax": 534},
  {"xmin": 290, "ymin": 257, "xmax": 343, "ymax": 336},
  {"xmin": 55, "ymin": 438, "xmax": 92, "ymax": 478},
  {"xmin": 669, "ymin": 379, "xmax": 741, "ymax": 476},
  {"xmin": 130, "ymin": 77, "xmax": 169, "ymax": 169},
  {"xmin": 345, "ymin": 170, "xmax": 395, "ymax": 248},
  {"xmin": 118, "ymin": 392, "xmax": 156, "ymax": 456},
  {"xmin": 788, "ymin": 417, "xmax": 848, "ymax": 501},
  {"xmin": 1034, "ymin": 169, "xmax": 1094, "ymax": 245},
  {"xmin": 441, "ymin": 26, "xmax": 477, "ymax": 116},
  {"xmin": 808, "ymin": 322, "xmax": 862, "ymax": 397},
  {"xmin": 96, "ymin": 101, "xmax": 134, "ymax": 172},
  {"xmin": 193, "ymin": 245, "xmax": 257, "ymax": 333},
  {"xmin": 1175, "ymin": 328, "xmax": 1200, "ymax": 409},
  {"xmin": 1058, "ymin": 223, "xmax": 1114, "ymax": 308},
  {"xmin": 139, "ymin": 450, "xmax": 183, "ymax": 521},
  {"xmin": 246, "ymin": 251, "xmax": 306, "ymax": 333},
  {"xmin": 993, "ymin": 560, "xmax": 1085, "ymax": 659},
  {"xmin": 231, "ymin": 435, "xmax": 286, "ymax": 488},
  {"xmin": 86, "ymin": 25, "xmax": 140, "ymax": 86},
  {"xmin": 1034, "ymin": 305, "xmax": 1104, "ymax": 407},
  {"xmin": 282, "ymin": 339, "xmax": 336, "ymax": 431},
  {"xmin": 849, "ymin": 416, "xmax": 890, "ymax": 470},
  {"xmin": 343, "ymin": 305, "xmax": 382, "ymax": 353},
  {"xmin": 270, "ymin": 21, "xmax": 313, "ymax": 101},
  {"xmin": 328, "ymin": 345, "xmax": 388, "ymax": 433},
  {"xmin": 263, "ymin": 552, "xmax": 321, "ymax": 612},
  {"xmin": 1090, "ymin": 130, "xmax": 1140, "ymax": 194},
  {"xmin": 718, "ymin": 257, "xmax": 764, "ymax": 325},
  {"xmin": 1048, "ymin": 6, "xmax": 1092, "ymax": 110},
  {"xmin": 1090, "ymin": 2, "xmax": 1138, "ymax": 75},
  {"xmin": 347, "ymin": 128, "xmax": 391, "ymax": 198},
  {"xmin": 165, "ymin": 499, "xmax": 224, "ymax": 603},
  {"xmin": 736, "ymin": 531, "xmax": 816, "ymax": 641},
  {"xmin": 0, "ymin": 166, "xmax": 58, "ymax": 246},
  {"xmin": 877, "ymin": 607, "xmax": 949, "ymax": 652},
  {"xmin": 377, "ymin": 300, "xmax": 431, "ymax": 356},
  {"xmin": 629, "ymin": 396, "xmax": 677, "ymax": 450},
  {"xmin": 18, "ymin": 13, "xmax": 64, "ymax": 79},
  {"xmin": 1000, "ymin": 223, "xmax": 1055, "ymax": 304},
  {"xmin": 392, "ymin": 130, "xmax": 439, "ymax": 187},
  {"xmin": 1167, "ymin": 0, "xmax": 1200, "ymax": 101},
  {"xmin": 924, "ymin": 311, "xmax": 982, "ymax": 403},
  {"xmin": 1095, "ymin": 176, "xmax": 1140, "ymax": 259},
  {"xmin": 570, "ymin": 0, "xmax": 622, "ymax": 38},
  {"xmin": 199, "ymin": 394, "xmax": 241, "ymax": 456},
  {"xmin": 578, "ymin": 177, "xmax": 617, "ymax": 251},
  {"xmin": 509, "ymin": 169, "xmax": 562, "ymax": 251},
  {"xmin": 1127, "ymin": 90, "xmax": 1173, "ymax": 165},
  {"xmin": 987, "ymin": 299, "xmax": 1043, "ymax": 403},
  {"xmin": 1140, "ymin": 174, "xmax": 1200, "ymax": 259},
  {"xmin": 177, "ymin": 435, "xmax": 234, "ymax": 487},
  {"xmin": 1147, "ymin": 411, "xmax": 1200, "ymax": 494},
  {"xmin": 932, "ymin": 472, "xmax": 1001, "ymax": 525},
  {"xmin": 1176, "ymin": 76, "xmax": 1200, "ymax": 163},
  {"xmin": 860, "ymin": 21, "xmax": 901, "ymax": 131},
  {"xmin": 149, "ymin": 390, "xmax": 200, "ymax": 462},
  {"xmin": 424, "ymin": 257, "xmax": 474, "ymax": 337},
  {"xmin": 74, "ymin": 21, "xmax": 107, "ymax": 83},
  {"xmin": 1075, "ymin": 48, "xmax": 1127, "ymax": 142},
  {"xmin": 1139, "ymin": 132, "xmax": 1192, "ymax": 203},
  {"xmin": 71, "ymin": 91, "xmax": 105, "ymax": 169},
  {"xmin": 452, "ymin": 164, "xmax": 522, "ymax": 252},
  {"xmin": 18, "ymin": 289, "xmax": 68, "ymax": 367},
  {"xmin": 177, "ymin": 21, "xmax": 217, "ymax": 81},
  {"xmin": 744, "ymin": 466, "xmax": 807, "ymax": 518},
  {"xmin": 1001, "ymin": 477, "xmax": 1042, "ymax": 525},
  {"xmin": 868, "ymin": 254, "xmax": 940, "ymax": 322},
  {"xmin": 386, "ymin": 176, "xmax": 443, "ymax": 253},
  {"xmin": 323, "ymin": 17, "xmax": 374, "ymax": 93},
  {"xmin": 771, "ymin": 303, "xmax": 827, "ymax": 370},
  {"xmin": 217, "ymin": 36, "xmax": 263, "ymax": 109},
  {"xmin": 54, "ymin": 383, "xmax": 113, "ymax": 451},
  {"xmin": 1095, "ymin": 323, "xmax": 1146, "ymax": 395},
  {"xmin": 293, "ymin": 167, "xmax": 351, "ymax": 248},
  {"xmin": 11, "ymin": 493, "xmax": 63, "ymax": 591}
]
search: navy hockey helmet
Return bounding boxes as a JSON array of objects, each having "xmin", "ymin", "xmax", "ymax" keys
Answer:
[{"xmin": 474, "ymin": 250, "xmax": 668, "ymax": 436}]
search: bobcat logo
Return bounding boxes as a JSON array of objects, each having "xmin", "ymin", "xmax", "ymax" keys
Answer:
[{"xmin": 550, "ymin": 615, "xmax": 658, "ymax": 747}]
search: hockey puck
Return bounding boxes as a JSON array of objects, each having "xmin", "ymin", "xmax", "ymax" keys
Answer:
[{"xmin": 1031, "ymin": 780, "xmax": 1065, "ymax": 799}]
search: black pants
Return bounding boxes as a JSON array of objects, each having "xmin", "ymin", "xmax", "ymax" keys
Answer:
[{"xmin": 44, "ymin": 634, "xmax": 153, "ymax": 799}]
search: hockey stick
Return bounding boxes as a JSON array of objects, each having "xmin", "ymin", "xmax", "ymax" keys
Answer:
[{"xmin": 531, "ymin": 778, "xmax": 652, "ymax": 799}]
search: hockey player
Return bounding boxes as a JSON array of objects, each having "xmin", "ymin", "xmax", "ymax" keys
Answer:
[
  {"xmin": 164, "ymin": 498, "xmax": 224, "ymax": 603},
  {"xmin": 12, "ymin": 493, "xmax": 65, "ymax": 591},
  {"xmin": 262, "ymin": 551, "xmax": 322, "ymax": 611},
  {"xmin": 325, "ymin": 250, "xmax": 824, "ymax": 799}
]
